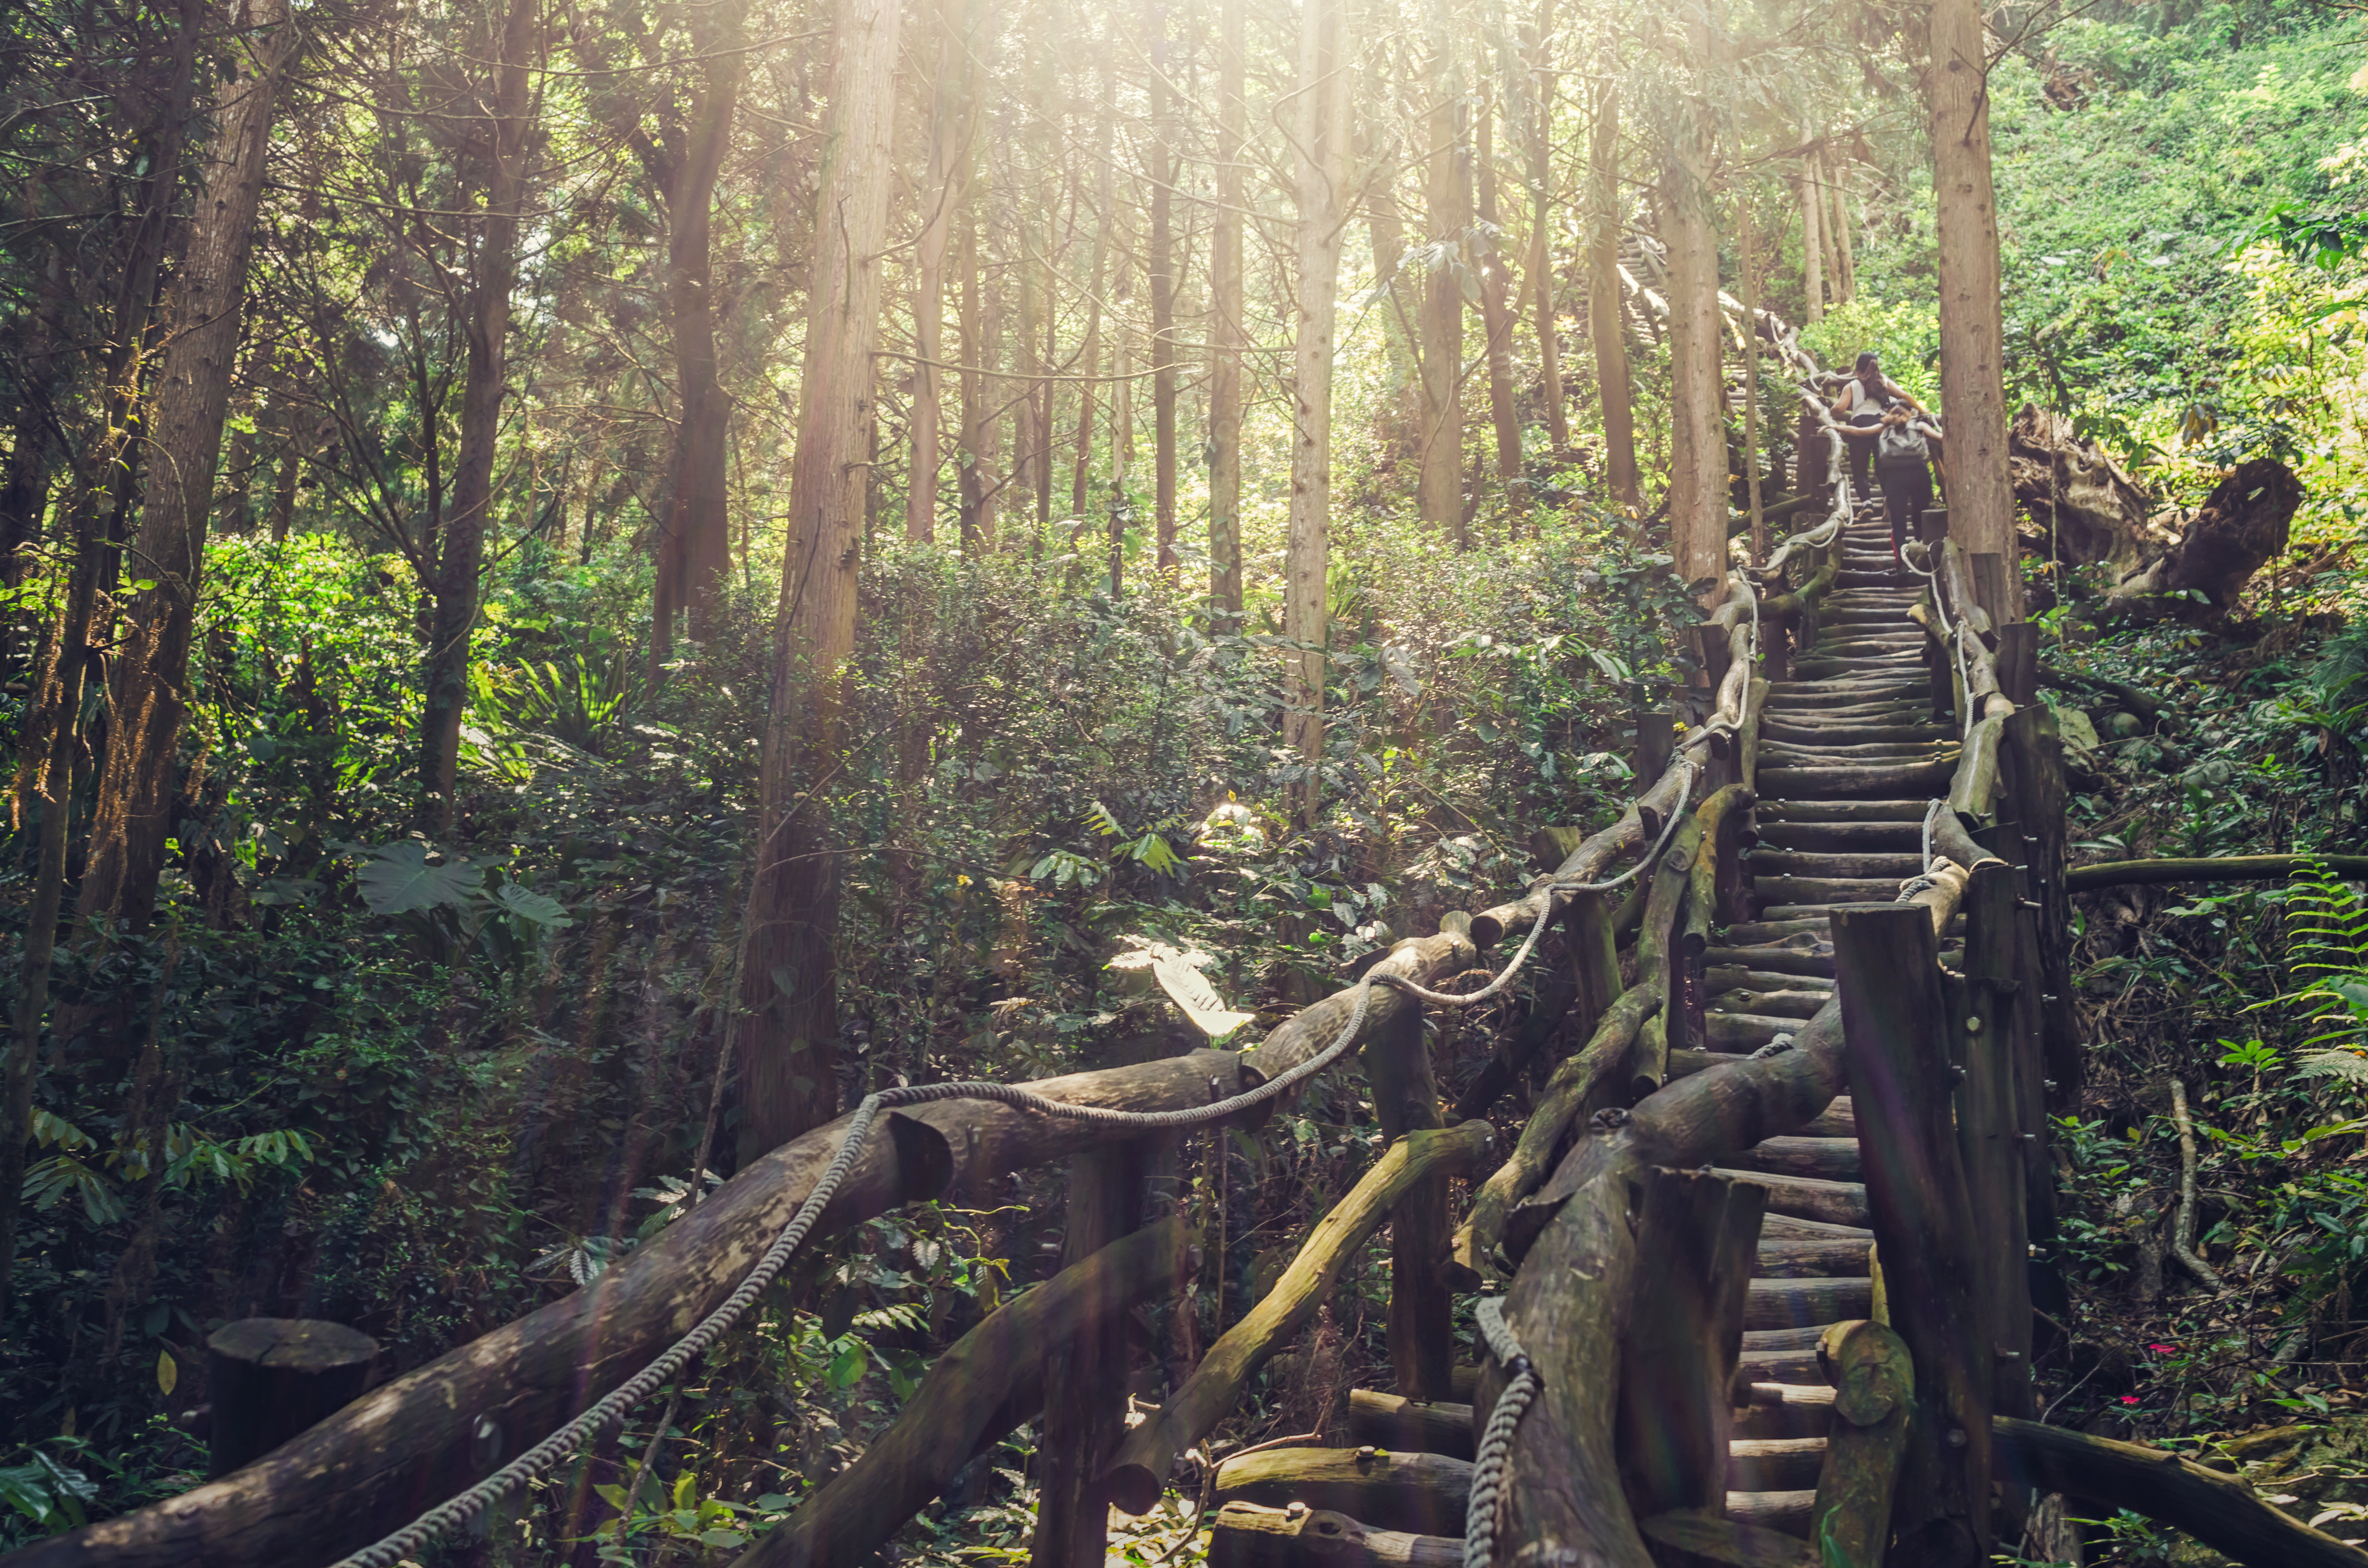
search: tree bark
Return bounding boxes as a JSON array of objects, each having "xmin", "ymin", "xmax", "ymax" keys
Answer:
[
  {"xmin": 1587, "ymin": 74, "xmax": 1638, "ymax": 509},
  {"xmin": 733, "ymin": 0, "xmax": 902, "ymax": 1160},
  {"xmin": 650, "ymin": 0, "xmax": 745, "ymax": 666},
  {"xmin": 1416, "ymin": 4, "xmax": 1466, "ymax": 540},
  {"xmin": 1031, "ymin": 1148, "xmax": 1149, "ymax": 1567},
  {"xmin": 1474, "ymin": 89, "xmax": 1523, "ymax": 524},
  {"xmin": 958, "ymin": 186, "xmax": 998, "ymax": 551},
  {"xmin": 1522, "ymin": 0, "xmax": 1567, "ymax": 457},
  {"xmin": 76, "ymin": 0, "xmax": 299, "ymax": 928},
  {"xmin": 1926, "ymin": 0, "xmax": 2016, "ymax": 614},
  {"xmin": 418, "ymin": 0, "xmax": 536, "ymax": 830},
  {"xmin": 1740, "ymin": 195, "xmax": 1767, "ymax": 565},
  {"xmin": 1660, "ymin": 124, "xmax": 1726, "ymax": 601},
  {"xmin": 1799, "ymin": 145, "xmax": 1824, "ymax": 325},
  {"xmin": 1827, "ymin": 154, "xmax": 1856, "ymax": 303},
  {"xmin": 1069, "ymin": 51, "xmax": 1115, "ymax": 520},
  {"xmin": 1148, "ymin": 0, "xmax": 1178, "ymax": 574},
  {"xmin": 1207, "ymin": 0, "xmax": 1245, "ymax": 617},
  {"xmin": 1284, "ymin": 0, "xmax": 1352, "ymax": 821},
  {"xmin": 906, "ymin": 0, "xmax": 966, "ymax": 545}
]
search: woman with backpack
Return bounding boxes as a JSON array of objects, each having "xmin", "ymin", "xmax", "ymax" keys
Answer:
[{"xmin": 1873, "ymin": 402, "xmax": 1945, "ymax": 565}]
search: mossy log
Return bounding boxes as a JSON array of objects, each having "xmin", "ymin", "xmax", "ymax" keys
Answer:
[
  {"xmin": 1470, "ymin": 765, "xmax": 1698, "ymax": 948},
  {"xmin": 1946, "ymin": 713, "xmax": 2007, "ymax": 821},
  {"xmin": 1991, "ymin": 1417, "xmax": 2368, "ymax": 1568},
  {"xmin": 1637, "ymin": 1509, "xmax": 1812, "ymax": 1567},
  {"xmin": 1247, "ymin": 930, "xmax": 1478, "ymax": 1084},
  {"xmin": 1105, "ymin": 1122, "xmax": 1495, "ymax": 1514},
  {"xmin": 1206, "ymin": 1502, "xmax": 1461, "ymax": 1567},
  {"xmin": 1209, "ymin": 1448, "xmax": 1471, "ymax": 1537},
  {"xmin": 1453, "ymin": 983, "xmax": 1659, "ymax": 1278},
  {"xmin": 1631, "ymin": 818, "xmax": 1706, "ymax": 1094},
  {"xmin": 1688, "ymin": 786, "xmax": 1756, "ymax": 957},
  {"xmin": 1806, "ymin": 1320, "xmax": 1913, "ymax": 1567},
  {"xmin": 7, "ymin": 1051, "xmax": 1265, "ymax": 1568},
  {"xmin": 740, "ymin": 1219, "xmax": 1195, "ymax": 1567}
]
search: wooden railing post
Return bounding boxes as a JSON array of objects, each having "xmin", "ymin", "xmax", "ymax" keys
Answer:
[
  {"xmin": 1959, "ymin": 861, "xmax": 2034, "ymax": 1423},
  {"xmin": 1630, "ymin": 817, "xmax": 1706, "ymax": 1097},
  {"xmin": 1368, "ymin": 1005, "xmax": 1453, "ymax": 1401},
  {"xmin": 1565, "ymin": 888, "xmax": 1624, "ymax": 1049},
  {"xmin": 1033, "ymin": 1145, "xmax": 1150, "ymax": 1568},
  {"xmin": 2001, "ymin": 704, "xmax": 2081, "ymax": 1104},
  {"xmin": 1617, "ymin": 1168, "xmax": 1766, "ymax": 1523},
  {"xmin": 1635, "ymin": 709, "xmax": 1675, "ymax": 797},
  {"xmin": 1832, "ymin": 904, "xmax": 1993, "ymax": 1568}
]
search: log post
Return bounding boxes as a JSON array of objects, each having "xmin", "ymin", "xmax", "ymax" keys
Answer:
[
  {"xmin": 1211, "ymin": 1447, "xmax": 1471, "ymax": 1537},
  {"xmin": 1806, "ymin": 1319, "xmax": 1914, "ymax": 1566},
  {"xmin": 206, "ymin": 1319, "xmax": 378, "ymax": 1479},
  {"xmin": 2000, "ymin": 705, "xmax": 2080, "ymax": 1102},
  {"xmin": 1995, "ymin": 622, "xmax": 2037, "ymax": 706},
  {"xmin": 1032, "ymin": 1146, "xmax": 1150, "ymax": 1566},
  {"xmin": 1918, "ymin": 505, "xmax": 1949, "ymax": 546},
  {"xmin": 1367, "ymin": 1005, "xmax": 1452, "ymax": 1401},
  {"xmin": 1566, "ymin": 888, "xmax": 1625, "ymax": 1049},
  {"xmin": 1832, "ymin": 904, "xmax": 1992, "ymax": 1567},
  {"xmin": 1616, "ymin": 1168, "xmax": 1766, "ymax": 1523},
  {"xmin": 1207, "ymin": 1501, "xmax": 1462, "ymax": 1567},
  {"xmin": 1630, "ymin": 818, "xmax": 1705, "ymax": 1096},
  {"xmin": 1636, "ymin": 709, "xmax": 1675, "ymax": 796},
  {"xmin": 1958, "ymin": 863, "xmax": 2032, "ymax": 1426}
]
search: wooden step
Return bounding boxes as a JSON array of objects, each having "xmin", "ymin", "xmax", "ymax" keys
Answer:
[
  {"xmin": 1748, "ymin": 850, "xmax": 1927, "ymax": 879},
  {"xmin": 1758, "ymin": 739, "xmax": 1955, "ymax": 762},
  {"xmin": 1754, "ymin": 758, "xmax": 1957, "ymax": 801},
  {"xmin": 1703, "ymin": 964, "xmax": 1834, "ymax": 995},
  {"xmin": 1210, "ymin": 1447, "xmax": 1470, "ymax": 1536},
  {"xmin": 1745, "ymin": 1275, "xmax": 1873, "ymax": 1328},
  {"xmin": 1704, "ymin": 1012, "xmax": 1807, "ymax": 1050},
  {"xmin": 1727, "ymin": 1489, "xmax": 1816, "ymax": 1536},
  {"xmin": 1701, "ymin": 943, "xmax": 1833, "ymax": 980},
  {"xmin": 1759, "ymin": 722, "xmax": 1954, "ymax": 747},
  {"xmin": 1761, "ymin": 1212, "xmax": 1871, "ymax": 1240},
  {"xmin": 1720, "ymin": 918, "xmax": 1833, "ymax": 942},
  {"xmin": 1729, "ymin": 1437, "xmax": 1826, "ymax": 1492},
  {"xmin": 1734, "ymin": 1383, "xmax": 1835, "ymax": 1441},
  {"xmin": 1753, "ymin": 875, "xmax": 1918, "ymax": 905},
  {"xmin": 1709, "ymin": 986, "xmax": 1827, "ymax": 1019},
  {"xmin": 1728, "ymin": 1135, "xmax": 1860, "ymax": 1182},
  {"xmin": 1753, "ymin": 821, "xmax": 1923, "ymax": 851},
  {"xmin": 1798, "ymin": 1096, "xmax": 1855, "ymax": 1137},
  {"xmin": 1755, "ymin": 800, "xmax": 1933, "ymax": 822},
  {"xmin": 1345, "ymin": 1390, "xmax": 1474, "ymax": 1460},
  {"xmin": 1715, "ymin": 1169, "xmax": 1869, "ymax": 1227},
  {"xmin": 1754, "ymin": 1234, "xmax": 1872, "ymax": 1278}
]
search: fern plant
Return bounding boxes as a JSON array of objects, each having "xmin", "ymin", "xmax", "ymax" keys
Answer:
[{"xmin": 2278, "ymin": 858, "xmax": 2368, "ymax": 1087}]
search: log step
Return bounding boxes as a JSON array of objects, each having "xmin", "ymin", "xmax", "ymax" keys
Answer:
[
  {"xmin": 1744, "ymin": 1275, "xmax": 1874, "ymax": 1329},
  {"xmin": 1757, "ymin": 739, "xmax": 1955, "ymax": 762},
  {"xmin": 1753, "ymin": 1234, "xmax": 1872, "ymax": 1279},
  {"xmin": 1737, "ymin": 1346, "xmax": 1830, "ymax": 1385},
  {"xmin": 1207, "ymin": 1502, "xmax": 1462, "ymax": 1567},
  {"xmin": 1759, "ymin": 723, "xmax": 1954, "ymax": 747},
  {"xmin": 1755, "ymin": 801, "xmax": 1936, "ymax": 822},
  {"xmin": 1344, "ymin": 1390, "xmax": 1474, "ymax": 1461},
  {"xmin": 1734, "ymin": 1384, "xmax": 1835, "ymax": 1441},
  {"xmin": 1748, "ymin": 850, "xmax": 1927, "ymax": 879},
  {"xmin": 1798, "ymin": 1096, "xmax": 1855, "ymax": 1137},
  {"xmin": 1727, "ymin": 1135, "xmax": 1861, "ymax": 1182},
  {"xmin": 1753, "ymin": 821, "xmax": 1924, "ymax": 851},
  {"xmin": 1753, "ymin": 759, "xmax": 1957, "ymax": 799},
  {"xmin": 1713, "ymin": 1169, "xmax": 1869, "ymax": 1228},
  {"xmin": 1727, "ymin": 1489, "xmax": 1817, "ymax": 1537},
  {"xmin": 1210, "ymin": 1447, "xmax": 1470, "ymax": 1536},
  {"xmin": 1702, "ymin": 965, "xmax": 1834, "ymax": 995},
  {"xmin": 1709, "ymin": 986, "xmax": 1827, "ymax": 1019},
  {"xmin": 1729, "ymin": 1437, "xmax": 1827, "ymax": 1492},
  {"xmin": 1720, "ymin": 918, "xmax": 1833, "ymax": 941},
  {"xmin": 1701, "ymin": 943, "xmax": 1834, "ymax": 980},
  {"xmin": 1703, "ymin": 1012, "xmax": 1809, "ymax": 1050},
  {"xmin": 1753, "ymin": 876, "xmax": 1918, "ymax": 904}
]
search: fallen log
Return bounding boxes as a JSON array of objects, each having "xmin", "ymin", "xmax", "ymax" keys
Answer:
[
  {"xmin": 1210, "ymin": 1448, "xmax": 1471, "ymax": 1537},
  {"xmin": 1105, "ymin": 1121, "xmax": 1495, "ymax": 1514},
  {"xmin": 2064, "ymin": 854, "xmax": 2368, "ymax": 893},
  {"xmin": 1206, "ymin": 1502, "xmax": 1462, "ymax": 1567},
  {"xmin": 734, "ymin": 1218, "xmax": 1194, "ymax": 1567},
  {"xmin": 2105, "ymin": 457, "xmax": 2302, "ymax": 618},
  {"xmin": 1, "ymin": 1051, "xmax": 1261, "ymax": 1568},
  {"xmin": 1992, "ymin": 1417, "xmax": 2368, "ymax": 1568}
]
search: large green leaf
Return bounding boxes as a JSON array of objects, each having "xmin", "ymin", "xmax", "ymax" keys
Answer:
[{"xmin": 355, "ymin": 841, "xmax": 484, "ymax": 916}]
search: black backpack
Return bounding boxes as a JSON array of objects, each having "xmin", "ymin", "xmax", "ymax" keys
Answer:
[{"xmin": 1877, "ymin": 417, "xmax": 1930, "ymax": 468}]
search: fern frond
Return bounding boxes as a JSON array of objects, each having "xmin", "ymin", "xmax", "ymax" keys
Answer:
[{"xmin": 2292, "ymin": 1050, "xmax": 2368, "ymax": 1085}]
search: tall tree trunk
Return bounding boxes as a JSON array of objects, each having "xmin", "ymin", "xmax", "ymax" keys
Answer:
[
  {"xmin": 650, "ymin": 2, "xmax": 746, "ymax": 667},
  {"xmin": 1740, "ymin": 191, "xmax": 1767, "ymax": 566},
  {"xmin": 1827, "ymin": 154, "xmax": 1856, "ymax": 304},
  {"xmin": 1148, "ymin": 0, "xmax": 1178, "ymax": 573},
  {"xmin": 958, "ymin": 195, "xmax": 997, "ymax": 551},
  {"xmin": 1285, "ymin": 0, "xmax": 1352, "ymax": 821},
  {"xmin": 732, "ymin": 0, "xmax": 901, "ymax": 1160},
  {"xmin": 1416, "ymin": 3, "xmax": 1465, "ymax": 541},
  {"xmin": 1587, "ymin": 75, "xmax": 1638, "ymax": 509},
  {"xmin": 1927, "ymin": 0, "xmax": 2015, "ymax": 613},
  {"xmin": 1364, "ymin": 173, "xmax": 1419, "ymax": 451},
  {"xmin": 2, "ymin": 0, "xmax": 206, "ymax": 1325},
  {"xmin": 1016, "ymin": 199, "xmax": 1043, "ymax": 534},
  {"xmin": 908, "ymin": 0, "xmax": 966, "ymax": 545},
  {"xmin": 1798, "ymin": 143, "xmax": 1824, "ymax": 325},
  {"xmin": 1069, "ymin": 53, "xmax": 1115, "ymax": 521},
  {"xmin": 1522, "ymin": 0, "xmax": 1567, "ymax": 457},
  {"xmin": 1474, "ymin": 87, "xmax": 1523, "ymax": 524},
  {"xmin": 1207, "ymin": 0, "xmax": 1245, "ymax": 618},
  {"xmin": 1818, "ymin": 154, "xmax": 1845, "ymax": 312},
  {"xmin": 1660, "ymin": 118, "xmax": 1725, "ymax": 604},
  {"xmin": 0, "ymin": 237, "xmax": 68, "ymax": 667},
  {"xmin": 79, "ymin": 0, "xmax": 300, "ymax": 930},
  {"xmin": 419, "ymin": 0, "xmax": 536, "ymax": 830}
]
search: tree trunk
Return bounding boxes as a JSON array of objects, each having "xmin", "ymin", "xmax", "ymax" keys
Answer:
[
  {"xmin": 1588, "ymin": 75, "xmax": 1638, "ymax": 509},
  {"xmin": 650, "ymin": 2, "xmax": 745, "ymax": 667},
  {"xmin": 1284, "ymin": 0, "xmax": 1353, "ymax": 821},
  {"xmin": 1740, "ymin": 194, "xmax": 1766, "ymax": 565},
  {"xmin": 1660, "ymin": 126, "xmax": 1725, "ymax": 602},
  {"xmin": 1416, "ymin": 4, "xmax": 1465, "ymax": 541},
  {"xmin": 1522, "ymin": 0, "xmax": 1567, "ymax": 457},
  {"xmin": 907, "ymin": 0, "xmax": 965, "ymax": 545},
  {"xmin": 732, "ymin": 0, "xmax": 901, "ymax": 1161},
  {"xmin": 958, "ymin": 195, "xmax": 997, "ymax": 551},
  {"xmin": 1799, "ymin": 145, "xmax": 1824, "ymax": 325},
  {"xmin": 1926, "ymin": 0, "xmax": 2016, "ymax": 614},
  {"xmin": 1069, "ymin": 53, "xmax": 1115, "ymax": 521},
  {"xmin": 1365, "ymin": 173, "xmax": 1420, "ymax": 453},
  {"xmin": 1207, "ymin": 0, "xmax": 1245, "ymax": 618},
  {"xmin": 419, "ymin": 0, "xmax": 536, "ymax": 830},
  {"xmin": 1474, "ymin": 89, "xmax": 1523, "ymax": 524},
  {"xmin": 1148, "ymin": 0, "xmax": 1178, "ymax": 574},
  {"xmin": 79, "ymin": 0, "xmax": 297, "ymax": 931},
  {"xmin": 0, "ymin": 237, "xmax": 68, "ymax": 668},
  {"xmin": 1828, "ymin": 155, "xmax": 1856, "ymax": 303}
]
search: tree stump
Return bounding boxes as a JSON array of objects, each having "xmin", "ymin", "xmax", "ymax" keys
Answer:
[{"xmin": 207, "ymin": 1318, "xmax": 378, "ymax": 1478}]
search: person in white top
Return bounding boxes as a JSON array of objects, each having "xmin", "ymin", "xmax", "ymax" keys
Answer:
[{"xmin": 1832, "ymin": 352, "xmax": 1929, "ymax": 496}]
